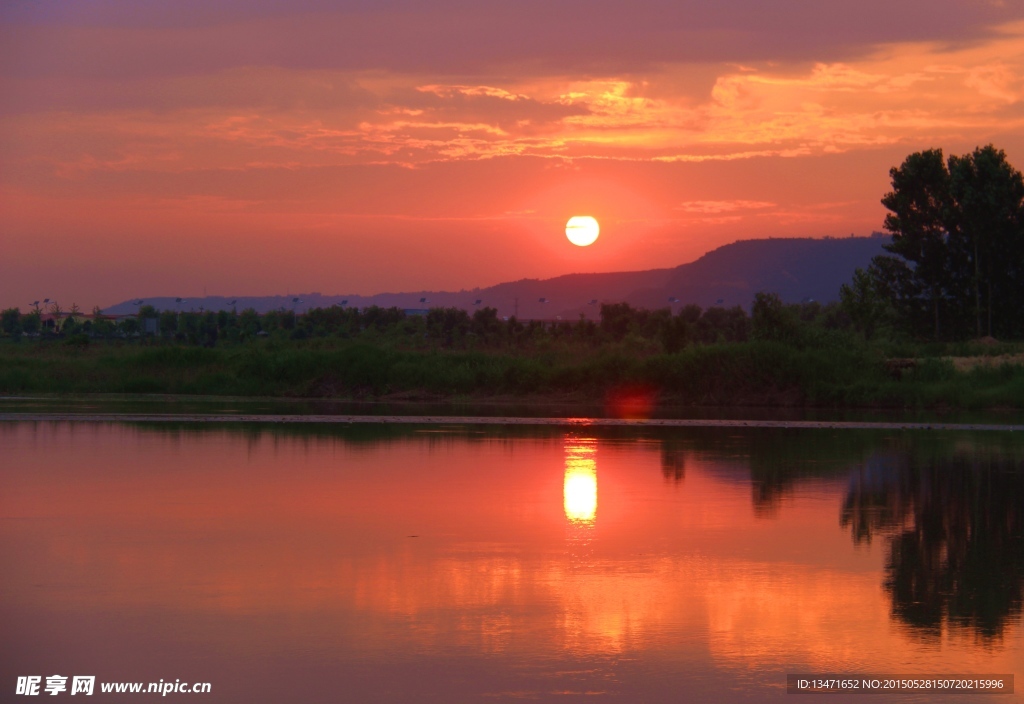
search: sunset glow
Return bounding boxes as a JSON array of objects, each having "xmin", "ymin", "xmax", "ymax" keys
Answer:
[{"xmin": 2, "ymin": 2, "xmax": 1024, "ymax": 308}]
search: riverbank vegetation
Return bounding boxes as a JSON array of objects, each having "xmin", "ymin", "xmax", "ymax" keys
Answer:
[{"xmin": 1, "ymin": 297, "xmax": 1022, "ymax": 409}]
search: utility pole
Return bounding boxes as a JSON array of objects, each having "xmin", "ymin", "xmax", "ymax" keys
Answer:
[{"xmin": 514, "ymin": 297, "xmax": 518, "ymax": 318}]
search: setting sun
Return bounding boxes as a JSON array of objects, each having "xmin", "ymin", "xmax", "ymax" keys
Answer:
[{"xmin": 565, "ymin": 216, "xmax": 600, "ymax": 247}]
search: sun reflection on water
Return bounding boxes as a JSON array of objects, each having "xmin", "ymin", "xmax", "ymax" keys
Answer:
[{"xmin": 563, "ymin": 438, "xmax": 597, "ymax": 525}]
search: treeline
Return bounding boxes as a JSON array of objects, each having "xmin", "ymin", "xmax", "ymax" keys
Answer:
[{"xmin": 0, "ymin": 295, "xmax": 858, "ymax": 353}]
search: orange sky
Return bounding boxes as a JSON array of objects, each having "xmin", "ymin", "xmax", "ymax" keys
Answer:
[{"xmin": 2, "ymin": 1, "xmax": 1024, "ymax": 310}]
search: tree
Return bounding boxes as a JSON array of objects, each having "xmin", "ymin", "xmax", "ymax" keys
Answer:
[
  {"xmin": 868, "ymin": 145, "xmax": 1024, "ymax": 340},
  {"xmin": 47, "ymin": 301, "xmax": 63, "ymax": 334},
  {"xmin": 177, "ymin": 311, "xmax": 202, "ymax": 343},
  {"xmin": 22, "ymin": 310, "xmax": 41, "ymax": 335},
  {"xmin": 118, "ymin": 317, "xmax": 139, "ymax": 336},
  {"xmin": 470, "ymin": 307, "xmax": 502, "ymax": 342},
  {"xmin": 361, "ymin": 306, "xmax": 404, "ymax": 332},
  {"xmin": 879, "ymin": 149, "xmax": 952, "ymax": 340},
  {"xmin": 1, "ymin": 308, "xmax": 22, "ymax": 336},
  {"xmin": 599, "ymin": 302, "xmax": 637, "ymax": 342},
  {"xmin": 201, "ymin": 311, "xmax": 219, "ymax": 347},
  {"xmin": 840, "ymin": 268, "xmax": 895, "ymax": 340},
  {"xmin": 216, "ymin": 309, "xmax": 237, "ymax": 335},
  {"xmin": 159, "ymin": 310, "xmax": 178, "ymax": 337},
  {"xmin": 90, "ymin": 306, "xmax": 115, "ymax": 337},
  {"xmin": 238, "ymin": 308, "xmax": 261, "ymax": 338},
  {"xmin": 425, "ymin": 307, "xmax": 470, "ymax": 346},
  {"xmin": 694, "ymin": 305, "xmax": 748, "ymax": 343},
  {"xmin": 654, "ymin": 316, "xmax": 680, "ymax": 353},
  {"xmin": 751, "ymin": 292, "xmax": 798, "ymax": 343},
  {"xmin": 61, "ymin": 303, "xmax": 84, "ymax": 335},
  {"xmin": 946, "ymin": 145, "xmax": 1024, "ymax": 338}
]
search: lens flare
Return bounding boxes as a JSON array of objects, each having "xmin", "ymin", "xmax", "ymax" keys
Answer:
[{"xmin": 605, "ymin": 384, "xmax": 656, "ymax": 419}]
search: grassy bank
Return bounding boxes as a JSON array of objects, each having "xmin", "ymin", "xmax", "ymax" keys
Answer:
[{"xmin": 2, "ymin": 338, "xmax": 1022, "ymax": 409}]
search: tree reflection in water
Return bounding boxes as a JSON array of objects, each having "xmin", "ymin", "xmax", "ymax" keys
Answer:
[
  {"xmin": 842, "ymin": 449, "xmax": 1023, "ymax": 642},
  {"xmin": 661, "ymin": 443, "xmax": 686, "ymax": 483}
]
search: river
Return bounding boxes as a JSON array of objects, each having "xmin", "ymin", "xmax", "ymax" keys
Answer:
[{"xmin": 2, "ymin": 420, "xmax": 1021, "ymax": 702}]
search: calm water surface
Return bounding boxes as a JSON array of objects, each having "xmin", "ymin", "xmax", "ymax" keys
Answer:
[{"xmin": 1, "ymin": 423, "xmax": 1021, "ymax": 702}]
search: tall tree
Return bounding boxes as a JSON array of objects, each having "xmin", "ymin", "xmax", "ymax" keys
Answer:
[
  {"xmin": 870, "ymin": 145, "xmax": 1024, "ymax": 340},
  {"xmin": 947, "ymin": 145, "xmax": 1024, "ymax": 338},
  {"xmin": 880, "ymin": 149, "xmax": 952, "ymax": 340}
]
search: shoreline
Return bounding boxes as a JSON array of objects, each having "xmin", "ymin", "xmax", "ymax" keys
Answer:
[{"xmin": 2, "ymin": 412, "xmax": 1022, "ymax": 432}]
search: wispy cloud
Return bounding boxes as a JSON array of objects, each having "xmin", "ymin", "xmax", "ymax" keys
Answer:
[{"xmin": 675, "ymin": 200, "xmax": 776, "ymax": 214}]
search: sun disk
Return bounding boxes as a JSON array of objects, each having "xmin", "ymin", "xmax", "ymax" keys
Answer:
[{"xmin": 565, "ymin": 216, "xmax": 599, "ymax": 246}]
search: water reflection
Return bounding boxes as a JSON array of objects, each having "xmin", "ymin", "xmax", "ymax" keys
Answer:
[
  {"xmin": 661, "ymin": 442, "xmax": 686, "ymax": 483},
  {"xmin": 842, "ymin": 448, "xmax": 1024, "ymax": 642},
  {"xmin": 2, "ymin": 422, "xmax": 1021, "ymax": 702},
  {"xmin": 563, "ymin": 438, "xmax": 597, "ymax": 525}
]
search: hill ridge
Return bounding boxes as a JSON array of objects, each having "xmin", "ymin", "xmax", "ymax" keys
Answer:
[{"xmin": 104, "ymin": 235, "xmax": 889, "ymax": 319}]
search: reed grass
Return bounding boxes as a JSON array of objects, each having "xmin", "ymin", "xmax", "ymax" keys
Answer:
[{"xmin": 2, "ymin": 337, "xmax": 1021, "ymax": 409}]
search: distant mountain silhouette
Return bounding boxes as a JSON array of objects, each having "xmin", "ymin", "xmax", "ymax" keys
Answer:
[{"xmin": 105, "ymin": 235, "xmax": 890, "ymax": 319}]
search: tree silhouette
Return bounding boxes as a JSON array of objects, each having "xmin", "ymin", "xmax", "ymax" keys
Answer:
[{"xmin": 855, "ymin": 145, "xmax": 1024, "ymax": 340}]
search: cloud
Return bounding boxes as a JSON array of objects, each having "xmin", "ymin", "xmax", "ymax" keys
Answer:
[
  {"xmin": 4, "ymin": 0, "xmax": 1023, "ymax": 78},
  {"xmin": 675, "ymin": 200, "xmax": 776, "ymax": 214},
  {"xmin": 5, "ymin": 13, "xmax": 1024, "ymax": 172},
  {"xmin": 14, "ymin": 24, "xmax": 1019, "ymax": 174}
]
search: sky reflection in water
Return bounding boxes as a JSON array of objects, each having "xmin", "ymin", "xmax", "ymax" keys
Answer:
[{"xmin": 0, "ymin": 422, "xmax": 1020, "ymax": 702}]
